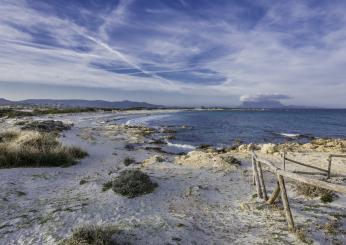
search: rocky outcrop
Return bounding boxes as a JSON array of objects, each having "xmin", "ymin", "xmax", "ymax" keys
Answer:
[
  {"xmin": 230, "ymin": 139, "xmax": 346, "ymax": 154},
  {"xmin": 174, "ymin": 150, "xmax": 240, "ymax": 170},
  {"xmin": 260, "ymin": 143, "xmax": 278, "ymax": 154},
  {"xmin": 142, "ymin": 155, "xmax": 165, "ymax": 166}
]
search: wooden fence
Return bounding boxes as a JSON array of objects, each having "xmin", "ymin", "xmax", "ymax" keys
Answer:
[
  {"xmin": 281, "ymin": 152, "xmax": 346, "ymax": 178},
  {"xmin": 251, "ymin": 152, "xmax": 346, "ymax": 231}
]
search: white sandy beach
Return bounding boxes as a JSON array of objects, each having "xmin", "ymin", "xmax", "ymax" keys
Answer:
[{"xmin": 0, "ymin": 110, "xmax": 345, "ymax": 244}]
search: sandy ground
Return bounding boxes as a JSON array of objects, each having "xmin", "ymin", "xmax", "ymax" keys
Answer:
[{"xmin": 0, "ymin": 111, "xmax": 345, "ymax": 244}]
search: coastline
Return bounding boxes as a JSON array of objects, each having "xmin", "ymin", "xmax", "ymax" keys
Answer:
[{"xmin": 0, "ymin": 111, "xmax": 345, "ymax": 244}]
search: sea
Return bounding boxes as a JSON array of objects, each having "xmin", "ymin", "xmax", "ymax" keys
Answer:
[{"xmin": 120, "ymin": 109, "xmax": 346, "ymax": 151}]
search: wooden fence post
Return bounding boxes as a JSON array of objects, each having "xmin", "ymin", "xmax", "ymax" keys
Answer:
[
  {"xmin": 267, "ymin": 182, "xmax": 280, "ymax": 205},
  {"xmin": 252, "ymin": 154, "xmax": 263, "ymax": 199},
  {"xmin": 327, "ymin": 156, "xmax": 332, "ymax": 179},
  {"xmin": 251, "ymin": 153, "xmax": 256, "ymax": 185},
  {"xmin": 277, "ymin": 174, "xmax": 295, "ymax": 231},
  {"xmin": 257, "ymin": 161, "xmax": 268, "ymax": 201},
  {"xmin": 283, "ymin": 152, "xmax": 286, "ymax": 170}
]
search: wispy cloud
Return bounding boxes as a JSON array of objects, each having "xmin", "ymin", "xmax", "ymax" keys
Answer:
[{"xmin": 1, "ymin": 0, "xmax": 346, "ymax": 106}]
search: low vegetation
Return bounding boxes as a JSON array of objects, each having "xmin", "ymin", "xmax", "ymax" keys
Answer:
[
  {"xmin": 0, "ymin": 108, "xmax": 34, "ymax": 118},
  {"xmin": 162, "ymin": 128, "xmax": 177, "ymax": 134},
  {"xmin": 123, "ymin": 157, "xmax": 136, "ymax": 166},
  {"xmin": 155, "ymin": 156, "xmax": 165, "ymax": 162},
  {"xmin": 295, "ymin": 183, "xmax": 335, "ymax": 203},
  {"xmin": 222, "ymin": 155, "xmax": 241, "ymax": 165},
  {"xmin": 103, "ymin": 170, "xmax": 158, "ymax": 198},
  {"xmin": 21, "ymin": 120, "xmax": 72, "ymax": 133},
  {"xmin": 0, "ymin": 107, "xmax": 98, "ymax": 118},
  {"xmin": 124, "ymin": 144, "xmax": 135, "ymax": 151},
  {"xmin": 0, "ymin": 130, "xmax": 87, "ymax": 168},
  {"xmin": 198, "ymin": 144, "xmax": 212, "ymax": 150},
  {"xmin": 150, "ymin": 139, "xmax": 167, "ymax": 145},
  {"xmin": 60, "ymin": 225, "xmax": 123, "ymax": 245}
]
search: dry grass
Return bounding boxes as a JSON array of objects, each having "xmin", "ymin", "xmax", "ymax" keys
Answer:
[
  {"xmin": 0, "ymin": 130, "xmax": 87, "ymax": 168},
  {"xmin": 295, "ymin": 183, "xmax": 335, "ymax": 203},
  {"xmin": 0, "ymin": 131, "xmax": 19, "ymax": 142},
  {"xmin": 295, "ymin": 227, "xmax": 313, "ymax": 244}
]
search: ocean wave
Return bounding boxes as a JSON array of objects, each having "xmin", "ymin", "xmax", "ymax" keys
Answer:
[
  {"xmin": 275, "ymin": 132, "xmax": 315, "ymax": 139},
  {"xmin": 166, "ymin": 141, "xmax": 196, "ymax": 150},
  {"xmin": 125, "ymin": 114, "xmax": 170, "ymax": 126},
  {"xmin": 278, "ymin": 133, "xmax": 301, "ymax": 138}
]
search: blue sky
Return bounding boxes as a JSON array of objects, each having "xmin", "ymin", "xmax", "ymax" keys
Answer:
[{"xmin": 0, "ymin": 0, "xmax": 346, "ymax": 107}]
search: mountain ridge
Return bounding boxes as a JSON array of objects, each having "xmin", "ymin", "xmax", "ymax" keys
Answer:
[{"xmin": 0, "ymin": 98, "xmax": 163, "ymax": 109}]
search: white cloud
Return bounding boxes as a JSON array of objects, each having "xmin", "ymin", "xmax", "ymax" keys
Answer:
[
  {"xmin": 240, "ymin": 93, "xmax": 291, "ymax": 102},
  {"xmin": 0, "ymin": 0, "xmax": 346, "ymax": 106}
]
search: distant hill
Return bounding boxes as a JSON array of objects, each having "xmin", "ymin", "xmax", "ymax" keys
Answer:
[
  {"xmin": 0, "ymin": 98, "xmax": 163, "ymax": 109},
  {"xmin": 0, "ymin": 98, "xmax": 13, "ymax": 106}
]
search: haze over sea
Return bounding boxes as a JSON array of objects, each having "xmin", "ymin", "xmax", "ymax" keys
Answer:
[{"xmin": 123, "ymin": 109, "xmax": 346, "ymax": 149}]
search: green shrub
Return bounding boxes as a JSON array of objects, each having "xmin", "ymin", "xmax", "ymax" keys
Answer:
[
  {"xmin": 123, "ymin": 157, "xmax": 135, "ymax": 166},
  {"xmin": 0, "ymin": 109, "xmax": 34, "ymax": 118},
  {"xmin": 162, "ymin": 129, "xmax": 176, "ymax": 134},
  {"xmin": 124, "ymin": 144, "xmax": 135, "ymax": 151},
  {"xmin": 79, "ymin": 179, "xmax": 88, "ymax": 185},
  {"xmin": 197, "ymin": 144, "xmax": 211, "ymax": 150},
  {"xmin": 320, "ymin": 193, "xmax": 334, "ymax": 203},
  {"xmin": 222, "ymin": 155, "xmax": 241, "ymax": 165},
  {"xmin": 60, "ymin": 225, "xmax": 123, "ymax": 245},
  {"xmin": 105, "ymin": 170, "xmax": 158, "ymax": 198},
  {"xmin": 156, "ymin": 156, "xmax": 165, "ymax": 162},
  {"xmin": 150, "ymin": 139, "xmax": 167, "ymax": 145},
  {"xmin": 21, "ymin": 120, "xmax": 71, "ymax": 133},
  {"xmin": 102, "ymin": 181, "xmax": 113, "ymax": 192}
]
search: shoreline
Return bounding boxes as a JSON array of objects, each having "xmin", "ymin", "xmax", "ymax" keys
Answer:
[{"xmin": 0, "ymin": 111, "xmax": 345, "ymax": 244}]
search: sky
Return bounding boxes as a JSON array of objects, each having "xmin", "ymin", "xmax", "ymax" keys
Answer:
[{"xmin": 1, "ymin": 0, "xmax": 346, "ymax": 107}]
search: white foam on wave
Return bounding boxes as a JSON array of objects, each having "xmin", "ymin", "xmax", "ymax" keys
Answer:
[
  {"xmin": 278, "ymin": 133, "xmax": 301, "ymax": 138},
  {"xmin": 125, "ymin": 114, "xmax": 171, "ymax": 126},
  {"xmin": 166, "ymin": 141, "xmax": 196, "ymax": 150}
]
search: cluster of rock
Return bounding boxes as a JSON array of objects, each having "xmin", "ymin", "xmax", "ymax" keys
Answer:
[
  {"xmin": 233, "ymin": 139, "xmax": 346, "ymax": 154},
  {"xmin": 78, "ymin": 124, "xmax": 158, "ymax": 143}
]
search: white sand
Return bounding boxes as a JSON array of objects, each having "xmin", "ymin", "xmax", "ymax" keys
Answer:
[{"xmin": 0, "ymin": 111, "xmax": 345, "ymax": 244}]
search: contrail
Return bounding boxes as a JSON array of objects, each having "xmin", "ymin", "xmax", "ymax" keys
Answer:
[{"xmin": 75, "ymin": 30, "xmax": 172, "ymax": 82}]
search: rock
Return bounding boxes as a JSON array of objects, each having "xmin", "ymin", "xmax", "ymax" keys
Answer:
[
  {"xmin": 312, "ymin": 139, "xmax": 325, "ymax": 145},
  {"xmin": 184, "ymin": 186, "xmax": 200, "ymax": 197},
  {"xmin": 260, "ymin": 143, "xmax": 277, "ymax": 154},
  {"xmin": 237, "ymin": 144, "xmax": 247, "ymax": 152}
]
